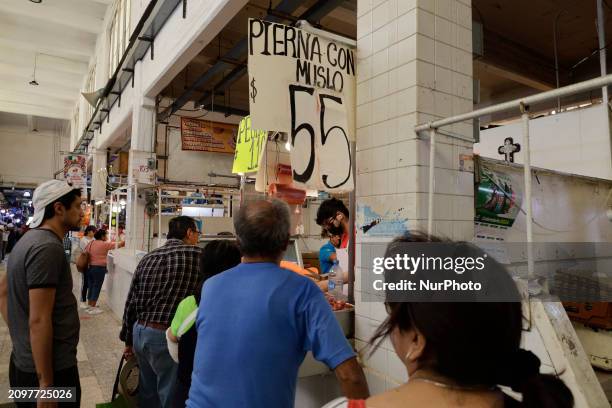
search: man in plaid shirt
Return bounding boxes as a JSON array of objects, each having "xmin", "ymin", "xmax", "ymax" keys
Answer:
[{"xmin": 120, "ymin": 216, "xmax": 201, "ymax": 408}]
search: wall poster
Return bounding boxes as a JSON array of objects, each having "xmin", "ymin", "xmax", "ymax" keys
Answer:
[
  {"xmin": 63, "ymin": 155, "xmax": 87, "ymax": 196},
  {"xmin": 180, "ymin": 117, "xmax": 236, "ymax": 153},
  {"xmin": 247, "ymin": 19, "xmax": 355, "ymax": 193},
  {"xmin": 475, "ymin": 162, "xmax": 523, "ymax": 227}
]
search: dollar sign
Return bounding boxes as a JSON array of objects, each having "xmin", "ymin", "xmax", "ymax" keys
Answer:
[{"xmin": 250, "ymin": 77, "xmax": 257, "ymax": 103}]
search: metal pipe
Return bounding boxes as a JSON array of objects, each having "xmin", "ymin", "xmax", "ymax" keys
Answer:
[
  {"xmin": 109, "ymin": 191, "xmax": 114, "ymax": 234},
  {"xmin": 521, "ymin": 106, "xmax": 535, "ymax": 278},
  {"xmin": 597, "ymin": 0, "xmax": 609, "ymax": 105},
  {"xmin": 415, "ymin": 73, "xmax": 612, "ymax": 132},
  {"xmin": 553, "ymin": 11, "xmax": 566, "ymax": 111},
  {"xmin": 427, "ymin": 129, "xmax": 436, "ymax": 238},
  {"xmin": 348, "ymin": 141, "xmax": 356, "ymax": 304},
  {"xmin": 157, "ymin": 186, "xmax": 162, "ymax": 248}
]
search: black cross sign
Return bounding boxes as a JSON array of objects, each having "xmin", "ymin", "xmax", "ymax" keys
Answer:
[{"xmin": 498, "ymin": 137, "xmax": 521, "ymax": 162}]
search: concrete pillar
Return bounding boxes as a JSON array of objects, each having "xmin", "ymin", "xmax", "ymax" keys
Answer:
[
  {"xmin": 126, "ymin": 60, "xmax": 156, "ymax": 251},
  {"xmin": 354, "ymin": 0, "xmax": 474, "ymax": 392}
]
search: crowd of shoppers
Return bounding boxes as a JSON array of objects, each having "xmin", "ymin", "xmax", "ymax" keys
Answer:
[{"xmin": 0, "ymin": 182, "xmax": 576, "ymax": 408}]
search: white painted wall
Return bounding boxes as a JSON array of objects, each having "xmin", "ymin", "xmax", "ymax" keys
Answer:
[
  {"xmin": 476, "ymin": 104, "xmax": 612, "ymax": 181},
  {"xmin": 0, "ymin": 128, "xmax": 69, "ymax": 185}
]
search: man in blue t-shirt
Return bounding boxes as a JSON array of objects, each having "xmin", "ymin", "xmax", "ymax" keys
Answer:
[
  {"xmin": 319, "ymin": 234, "xmax": 341, "ymax": 274},
  {"xmin": 188, "ymin": 199, "xmax": 369, "ymax": 408}
]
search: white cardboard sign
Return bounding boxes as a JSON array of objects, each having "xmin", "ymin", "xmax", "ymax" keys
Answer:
[{"xmin": 248, "ymin": 19, "xmax": 355, "ymax": 192}]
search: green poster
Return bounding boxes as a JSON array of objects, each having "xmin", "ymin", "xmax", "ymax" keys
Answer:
[{"xmin": 475, "ymin": 164, "xmax": 522, "ymax": 227}]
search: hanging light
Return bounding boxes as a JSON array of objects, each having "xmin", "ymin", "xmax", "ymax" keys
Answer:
[{"xmin": 29, "ymin": 53, "xmax": 39, "ymax": 86}]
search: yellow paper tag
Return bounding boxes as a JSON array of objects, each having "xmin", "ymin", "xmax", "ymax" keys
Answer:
[{"xmin": 232, "ymin": 116, "xmax": 267, "ymax": 174}]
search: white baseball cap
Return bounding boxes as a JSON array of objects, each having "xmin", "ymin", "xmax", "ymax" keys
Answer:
[{"xmin": 29, "ymin": 180, "xmax": 78, "ymax": 228}]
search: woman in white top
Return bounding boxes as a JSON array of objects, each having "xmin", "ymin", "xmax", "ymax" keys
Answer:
[{"xmin": 78, "ymin": 225, "xmax": 96, "ymax": 308}]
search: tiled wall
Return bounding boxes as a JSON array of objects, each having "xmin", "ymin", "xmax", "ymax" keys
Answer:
[{"xmin": 355, "ymin": 0, "xmax": 474, "ymax": 392}]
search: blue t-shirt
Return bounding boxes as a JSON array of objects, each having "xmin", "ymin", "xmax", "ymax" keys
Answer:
[
  {"xmin": 187, "ymin": 262, "xmax": 354, "ymax": 408},
  {"xmin": 319, "ymin": 241, "xmax": 336, "ymax": 274}
]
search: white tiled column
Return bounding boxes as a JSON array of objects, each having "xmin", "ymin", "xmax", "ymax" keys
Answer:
[
  {"xmin": 355, "ymin": 0, "xmax": 474, "ymax": 392},
  {"xmin": 127, "ymin": 60, "xmax": 156, "ymax": 250}
]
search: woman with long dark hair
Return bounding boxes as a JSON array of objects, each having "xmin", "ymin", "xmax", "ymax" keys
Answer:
[
  {"xmin": 325, "ymin": 231, "xmax": 574, "ymax": 408},
  {"xmin": 166, "ymin": 239, "xmax": 241, "ymax": 408}
]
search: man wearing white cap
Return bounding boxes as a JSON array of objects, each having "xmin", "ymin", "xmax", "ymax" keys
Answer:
[{"xmin": 0, "ymin": 180, "xmax": 83, "ymax": 406}]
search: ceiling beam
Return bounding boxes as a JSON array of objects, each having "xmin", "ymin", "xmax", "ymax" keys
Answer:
[
  {"xmin": 475, "ymin": 60, "xmax": 554, "ymax": 92},
  {"xmin": 0, "ymin": 1, "xmax": 104, "ymax": 34},
  {"xmin": 0, "ymin": 63, "xmax": 84, "ymax": 90},
  {"xmin": 0, "ymin": 90, "xmax": 74, "ymax": 111},
  {"xmin": 0, "ymin": 19, "xmax": 96, "ymax": 60},
  {"xmin": 480, "ymin": 28, "xmax": 564, "ymax": 91},
  {"xmin": 0, "ymin": 100, "xmax": 72, "ymax": 120},
  {"xmin": 0, "ymin": 45, "xmax": 88, "ymax": 76},
  {"xmin": 0, "ymin": 79, "xmax": 79, "ymax": 102}
]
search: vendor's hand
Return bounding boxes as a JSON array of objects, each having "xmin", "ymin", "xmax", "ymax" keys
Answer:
[{"xmin": 123, "ymin": 345, "xmax": 134, "ymax": 359}]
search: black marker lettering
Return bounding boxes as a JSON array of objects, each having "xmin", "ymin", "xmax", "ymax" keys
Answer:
[
  {"xmin": 249, "ymin": 19, "xmax": 264, "ymax": 56},
  {"xmin": 296, "ymin": 59, "xmax": 311, "ymax": 85},
  {"xmin": 298, "ymin": 31, "xmax": 310, "ymax": 60},
  {"xmin": 327, "ymin": 42, "xmax": 338, "ymax": 66},
  {"xmin": 261, "ymin": 21, "xmax": 273, "ymax": 55},
  {"xmin": 273, "ymin": 23, "xmax": 285, "ymax": 55},
  {"xmin": 285, "ymin": 26, "xmax": 296, "ymax": 58},
  {"xmin": 332, "ymin": 71, "xmax": 344, "ymax": 92},
  {"xmin": 311, "ymin": 37, "xmax": 322, "ymax": 63},
  {"xmin": 346, "ymin": 49, "xmax": 355, "ymax": 76}
]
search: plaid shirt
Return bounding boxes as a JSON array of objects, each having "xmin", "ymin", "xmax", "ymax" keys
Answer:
[{"xmin": 120, "ymin": 239, "xmax": 202, "ymax": 345}]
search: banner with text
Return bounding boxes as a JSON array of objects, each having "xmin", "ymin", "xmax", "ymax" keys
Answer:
[
  {"xmin": 180, "ymin": 117, "xmax": 236, "ymax": 154},
  {"xmin": 63, "ymin": 155, "xmax": 87, "ymax": 196},
  {"xmin": 248, "ymin": 19, "xmax": 355, "ymax": 192}
]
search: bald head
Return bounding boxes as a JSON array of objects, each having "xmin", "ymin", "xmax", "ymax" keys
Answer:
[{"xmin": 233, "ymin": 199, "xmax": 291, "ymax": 259}]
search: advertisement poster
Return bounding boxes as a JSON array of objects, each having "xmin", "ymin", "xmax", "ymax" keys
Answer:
[
  {"xmin": 180, "ymin": 117, "xmax": 236, "ymax": 153},
  {"xmin": 63, "ymin": 155, "xmax": 87, "ymax": 195},
  {"xmin": 475, "ymin": 163, "xmax": 522, "ymax": 227},
  {"xmin": 248, "ymin": 19, "xmax": 355, "ymax": 193}
]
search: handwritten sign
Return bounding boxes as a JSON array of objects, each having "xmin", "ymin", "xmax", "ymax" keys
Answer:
[
  {"xmin": 180, "ymin": 117, "xmax": 236, "ymax": 153},
  {"xmin": 232, "ymin": 116, "xmax": 267, "ymax": 174},
  {"xmin": 248, "ymin": 19, "xmax": 355, "ymax": 192}
]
